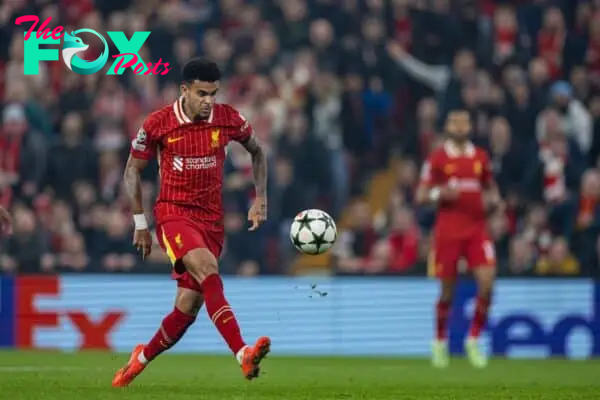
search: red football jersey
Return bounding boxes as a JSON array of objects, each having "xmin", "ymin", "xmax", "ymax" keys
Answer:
[
  {"xmin": 419, "ymin": 141, "xmax": 494, "ymax": 239},
  {"xmin": 130, "ymin": 98, "xmax": 253, "ymax": 226}
]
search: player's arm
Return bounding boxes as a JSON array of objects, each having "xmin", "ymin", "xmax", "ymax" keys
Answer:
[
  {"xmin": 415, "ymin": 157, "xmax": 458, "ymax": 206},
  {"xmin": 123, "ymin": 155, "xmax": 148, "ymax": 215},
  {"xmin": 123, "ymin": 155, "xmax": 153, "ymax": 258},
  {"xmin": 124, "ymin": 124, "xmax": 157, "ymax": 258},
  {"xmin": 239, "ymin": 135, "xmax": 268, "ymax": 230},
  {"xmin": 240, "ymin": 135, "xmax": 267, "ymax": 198},
  {"xmin": 230, "ymin": 109, "xmax": 268, "ymax": 230}
]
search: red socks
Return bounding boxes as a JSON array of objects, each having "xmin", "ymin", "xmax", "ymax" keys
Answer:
[
  {"xmin": 141, "ymin": 274, "xmax": 246, "ymax": 363},
  {"xmin": 436, "ymin": 295, "xmax": 491, "ymax": 341},
  {"xmin": 200, "ymin": 274, "xmax": 246, "ymax": 355},
  {"xmin": 469, "ymin": 295, "xmax": 491, "ymax": 338},
  {"xmin": 143, "ymin": 307, "xmax": 195, "ymax": 361},
  {"xmin": 435, "ymin": 300, "xmax": 451, "ymax": 340}
]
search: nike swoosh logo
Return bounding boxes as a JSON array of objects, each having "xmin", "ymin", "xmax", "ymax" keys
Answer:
[
  {"xmin": 168, "ymin": 137, "xmax": 184, "ymax": 143},
  {"xmin": 222, "ymin": 316, "xmax": 234, "ymax": 324}
]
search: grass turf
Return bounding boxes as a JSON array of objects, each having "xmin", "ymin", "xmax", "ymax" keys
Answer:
[{"xmin": 0, "ymin": 351, "xmax": 598, "ymax": 399}]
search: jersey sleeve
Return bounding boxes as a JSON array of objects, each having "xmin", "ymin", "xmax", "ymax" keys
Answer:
[
  {"xmin": 130, "ymin": 117, "xmax": 159, "ymax": 160},
  {"xmin": 227, "ymin": 108, "xmax": 254, "ymax": 143},
  {"xmin": 419, "ymin": 154, "xmax": 443, "ymax": 187}
]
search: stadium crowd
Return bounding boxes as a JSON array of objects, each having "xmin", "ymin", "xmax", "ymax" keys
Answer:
[{"xmin": 0, "ymin": 0, "xmax": 599, "ymax": 277}]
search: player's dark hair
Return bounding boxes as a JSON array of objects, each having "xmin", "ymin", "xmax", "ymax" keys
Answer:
[
  {"xmin": 182, "ymin": 57, "xmax": 221, "ymax": 84},
  {"xmin": 445, "ymin": 107, "xmax": 469, "ymax": 119}
]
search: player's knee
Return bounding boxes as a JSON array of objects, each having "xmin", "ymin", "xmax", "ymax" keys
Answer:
[
  {"xmin": 475, "ymin": 266, "xmax": 495, "ymax": 294},
  {"xmin": 183, "ymin": 248, "xmax": 218, "ymax": 282},
  {"xmin": 439, "ymin": 291, "xmax": 454, "ymax": 303},
  {"xmin": 439, "ymin": 279, "xmax": 456, "ymax": 302},
  {"xmin": 475, "ymin": 280, "xmax": 494, "ymax": 299},
  {"xmin": 477, "ymin": 283, "xmax": 493, "ymax": 299},
  {"xmin": 175, "ymin": 287, "xmax": 204, "ymax": 316}
]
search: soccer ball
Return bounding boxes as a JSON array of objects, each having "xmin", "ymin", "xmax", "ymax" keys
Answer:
[{"xmin": 290, "ymin": 209, "xmax": 337, "ymax": 255}]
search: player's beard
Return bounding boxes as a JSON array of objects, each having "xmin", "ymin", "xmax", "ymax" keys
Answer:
[
  {"xmin": 182, "ymin": 97, "xmax": 211, "ymax": 121},
  {"xmin": 195, "ymin": 106, "xmax": 212, "ymax": 121},
  {"xmin": 446, "ymin": 132, "xmax": 469, "ymax": 144}
]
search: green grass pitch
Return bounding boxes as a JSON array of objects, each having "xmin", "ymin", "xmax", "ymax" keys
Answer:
[{"xmin": 0, "ymin": 351, "xmax": 598, "ymax": 399}]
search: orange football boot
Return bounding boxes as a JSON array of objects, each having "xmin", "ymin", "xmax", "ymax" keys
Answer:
[
  {"xmin": 112, "ymin": 344, "xmax": 147, "ymax": 387},
  {"xmin": 241, "ymin": 336, "xmax": 271, "ymax": 380}
]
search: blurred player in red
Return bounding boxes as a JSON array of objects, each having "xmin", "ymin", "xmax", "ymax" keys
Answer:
[
  {"xmin": 112, "ymin": 58, "xmax": 270, "ymax": 387},
  {"xmin": 416, "ymin": 109, "xmax": 503, "ymax": 369}
]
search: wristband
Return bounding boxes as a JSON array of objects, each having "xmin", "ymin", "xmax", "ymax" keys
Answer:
[
  {"xmin": 133, "ymin": 214, "xmax": 148, "ymax": 230},
  {"xmin": 429, "ymin": 187, "xmax": 441, "ymax": 202}
]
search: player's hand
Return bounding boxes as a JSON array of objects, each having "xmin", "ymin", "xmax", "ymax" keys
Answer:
[
  {"xmin": 486, "ymin": 193, "xmax": 505, "ymax": 214},
  {"xmin": 492, "ymin": 199, "xmax": 506, "ymax": 214},
  {"xmin": 248, "ymin": 196, "xmax": 267, "ymax": 231},
  {"xmin": 440, "ymin": 186, "xmax": 459, "ymax": 201},
  {"xmin": 133, "ymin": 229, "xmax": 152, "ymax": 260},
  {"xmin": 0, "ymin": 206, "xmax": 12, "ymax": 235}
]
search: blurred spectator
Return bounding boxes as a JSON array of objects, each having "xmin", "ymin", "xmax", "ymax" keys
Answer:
[
  {"xmin": 55, "ymin": 232, "xmax": 89, "ymax": 272},
  {"xmin": 528, "ymin": 58, "xmax": 551, "ymax": 106},
  {"xmin": 1, "ymin": 103, "xmax": 47, "ymax": 206},
  {"xmin": 502, "ymin": 76, "xmax": 539, "ymax": 149},
  {"xmin": 535, "ymin": 237, "xmax": 580, "ymax": 276},
  {"xmin": 521, "ymin": 204, "xmax": 554, "ymax": 258},
  {"xmin": 100, "ymin": 210, "xmax": 136, "ymax": 272},
  {"xmin": 408, "ymin": 98, "xmax": 439, "ymax": 161},
  {"xmin": 222, "ymin": 211, "xmax": 264, "ymax": 275},
  {"xmin": 525, "ymin": 109, "xmax": 584, "ymax": 205},
  {"xmin": 333, "ymin": 200, "xmax": 377, "ymax": 275},
  {"xmin": 508, "ymin": 236, "xmax": 536, "ymax": 276},
  {"xmin": 395, "ymin": 159, "xmax": 418, "ymax": 205},
  {"xmin": 486, "ymin": 116, "xmax": 525, "ymax": 195},
  {"xmin": 271, "ymin": 157, "xmax": 306, "ymax": 267},
  {"xmin": 485, "ymin": 5, "xmax": 527, "ymax": 68},
  {"xmin": 388, "ymin": 42, "xmax": 476, "ymax": 124},
  {"xmin": 536, "ymin": 7, "xmax": 583, "ymax": 81},
  {"xmin": 1, "ymin": 207, "xmax": 52, "ymax": 273},
  {"xmin": 536, "ymin": 81, "xmax": 592, "ymax": 154},
  {"xmin": 571, "ymin": 169, "xmax": 600, "ymax": 271},
  {"xmin": 380, "ymin": 206, "xmax": 420, "ymax": 273},
  {"xmin": 306, "ymin": 71, "xmax": 347, "ymax": 217},
  {"xmin": 44, "ymin": 112, "xmax": 98, "ymax": 200}
]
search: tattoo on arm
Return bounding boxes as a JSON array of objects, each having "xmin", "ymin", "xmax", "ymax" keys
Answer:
[
  {"xmin": 123, "ymin": 156, "xmax": 148, "ymax": 214},
  {"xmin": 240, "ymin": 135, "xmax": 267, "ymax": 197}
]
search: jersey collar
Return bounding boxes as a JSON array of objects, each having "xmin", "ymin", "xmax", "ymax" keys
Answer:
[
  {"xmin": 444, "ymin": 140, "xmax": 475, "ymax": 158},
  {"xmin": 173, "ymin": 97, "xmax": 214, "ymax": 125}
]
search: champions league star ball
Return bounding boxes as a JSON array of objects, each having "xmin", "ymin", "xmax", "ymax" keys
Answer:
[{"xmin": 290, "ymin": 209, "xmax": 337, "ymax": 255}]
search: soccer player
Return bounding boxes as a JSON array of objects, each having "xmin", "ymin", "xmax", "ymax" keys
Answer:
[
  {"xmin": 112, "ymin": 58, "xmax": 270, "ymax": 387},
  {"xmin": 416, "ymin": 109, "xmax": 502, "ymax": 369}
]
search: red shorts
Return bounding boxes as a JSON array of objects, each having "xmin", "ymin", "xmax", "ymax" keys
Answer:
[
  {"xmin": 155, "ymin": 217, "xmax": 224, "ymax": 292},
  {"xmin": 428, "ymin": 230, "xmax": 496, "ymax": 279}
]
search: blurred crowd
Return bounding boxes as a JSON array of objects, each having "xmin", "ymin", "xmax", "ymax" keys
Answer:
[{"xmin": 0, "ymin": 0, "xmax": 598, "ymax": 277}]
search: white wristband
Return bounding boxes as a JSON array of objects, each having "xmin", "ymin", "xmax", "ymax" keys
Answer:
[
  {"xmin": 133, "ymin": 214, "xmax": 148, "ymax": 230},
  {"xmin": 429, "ymin": 187, "xmax": 441, "ymax": 202}
]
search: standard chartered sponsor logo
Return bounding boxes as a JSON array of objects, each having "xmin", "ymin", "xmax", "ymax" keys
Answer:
[
  {"xmin": 173, "ymin": 156, "xmax": 216, "ymax": 171},
  {"xmin": 449, "ymin": 178, "xmax": 481, "ymax": 191}
]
